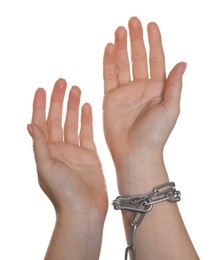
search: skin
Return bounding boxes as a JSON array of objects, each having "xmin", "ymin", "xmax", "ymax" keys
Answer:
[
  {"xmin": 27, "ymin": 79, "xmax": 108, "ymax": 260},
  {"xmin": 103, "ymin": 17, "xmax": 199, "ymax": 259},
  {"xmin": 27, "ymin": 16, "xmax": 199, "ymax": 260}
]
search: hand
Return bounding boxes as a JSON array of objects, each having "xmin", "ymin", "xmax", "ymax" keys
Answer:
[
  {"xmin": 28, "ymin": 79, "xmax": 108, "ymax": 219},
  {"xmin": 103, "ymin": 17, "xmax": 186, "ymax": 193},
  {"xmin": 102, "ymin": 17, "xmax": 199, "ymax": 260}
]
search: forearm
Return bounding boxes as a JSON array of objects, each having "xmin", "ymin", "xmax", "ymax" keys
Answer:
[
  {"xmin": 121, "ymin": 202, "xmax": 198, "ymax": 259},
  {"xmin": 115, "ymin": 153, "xmax": 199, "ymax": 259},
  {"xmin": 44, "ymin": 210, "xmax": 105, "ymax": 260}
]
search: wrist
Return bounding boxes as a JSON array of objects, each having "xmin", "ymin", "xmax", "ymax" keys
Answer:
[
  {"xmin": 45, "ymin": 208, "xmax": 105, "ymax": 260},
  {"xmin": 56, "ymin": 205, "xmax": 106, "ymax": 228},
  {"xmin": 114, "ymin": 151, "xmax": 169, "ymax": 195}
]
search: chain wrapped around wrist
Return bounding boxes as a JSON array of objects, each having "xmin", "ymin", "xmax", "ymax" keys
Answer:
[{"xmin": 112, "ymin": 182, "xmax": 181, "ymax": 260}]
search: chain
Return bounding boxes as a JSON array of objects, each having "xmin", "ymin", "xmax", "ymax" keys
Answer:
[{"xmin": 112, "ymin": 182, "xmax": 181, "ymax": 260}]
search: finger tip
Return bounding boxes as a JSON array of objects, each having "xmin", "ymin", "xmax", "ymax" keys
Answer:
[
  {"xmin": 115, "ymin": 26, "xmax": 127, "ymax": 37},
  {"xmin": 104, "ymin": 43, "xmax": 116, "ymax": 64},
  {"xmin": 148, "ymin": 21, "xmax": 157, "ymax": 26},
  {"xmin": 71, "ymin": 85, "xmax": 81, "ymax": 95},
  {"xmin": 105, "ymin": 42, "xmax": 114, "ymax": 49},
  {"xmin": 83, "ymin": 102, "xmax": 91, "ymax": 110},
  {"xmin": 56, "ymin": 78, "xmax": 67, "ymax": 90},
  {"xmin": 33, "ymin": 88, "xmax": 46, "ymax": 108},
  {"xmin": 128, "ymin": 16, "xmax": 141, "ymax": 26},
  {"xmin": 147, "ymin": 22, "xmax": 159, "ymax": 32},
  {"xmin": 57, "ymin": 77, "xmax": 67, "ymax": 84},
  {"xmin": 27, "ymin": 124, "xmax": 34, "ymax": 138},
  {"xmin": 104, "ymin": 43, "xmax": 115, "ymax": 55},
  {"xmin": 129, "ymin": 16, "xmax": 139, "ymax": 20},
  {"xmin": 175, "ymin": 62, "xmax": 187, "ymax": 75},
  {"xmin": 35, "ymin": 87, "xmax": 46, "ymax": 96},
  {"xmin": 181, "ymin": 62, "xmax": 187, "ymax": 74}
]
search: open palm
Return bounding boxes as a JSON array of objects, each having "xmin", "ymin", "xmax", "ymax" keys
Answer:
[
  {"xmin": 28, "ymin": 79, "xmax": 108, "ymax": 217},
  {"xmin": 103, "ymin": 17, "xmax": 186, "ymax": 162}
]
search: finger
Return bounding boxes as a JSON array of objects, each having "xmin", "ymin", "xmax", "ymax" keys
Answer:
[
  {"xmin": 163, "ymin": 62, "xmax": 187, "ymax": 111},
  {"xmin": 64, "ymin": 86, "xmax": 81, "ymax": 145},
  {"xmin": 79, "ymin": 103, "xmax": 96, "ymax": 151},
  {"xmin": 32, "ymin": 88, "xmax": 47, "ymax": 135},
  {"xmin": 47, "ymin": 78, "xmax": 67, "ymax": 142},
  {"xmin": 128, "ymin": 17, "xmax": 148, "ymax": 80},
  {"xmin": 29, "ymin": 124, "xmax": 53, "ymax": 172},
  {"xmin": 148, "ymin": 22, "xmax": 166, "ymax": 80},
  {"xmin": 115, "ymin": 26, "xmax": 131, "ymax": 84},
  {"xmin": 103, "ymin": 43, "xmax": 119, "ymax": 93}
]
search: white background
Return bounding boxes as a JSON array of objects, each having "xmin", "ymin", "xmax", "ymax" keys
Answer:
[{"xmin": 0, "ymin": 0, "xmax": 209, "ymax": 259}]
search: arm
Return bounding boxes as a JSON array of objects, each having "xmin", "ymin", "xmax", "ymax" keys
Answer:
[
  {"xmin": 103, "ymin": 17, "xmax": 199, "ymax": 259},
  {"xmin": 27, "ymin": 79, "xmax": 108, "ymax": 260}
]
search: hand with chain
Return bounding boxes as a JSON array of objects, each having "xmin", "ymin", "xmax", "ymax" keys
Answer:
[
  {"xmin": 103, "ymin": 17, "xmax": 199, "ymax": 259},
  {"xmin": 27, "ymin": 79, "xmax": 108, "ymax": 260}
]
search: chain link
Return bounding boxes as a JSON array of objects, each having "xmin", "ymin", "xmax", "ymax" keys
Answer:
[{"xmin": 112, "ymin": 182, "xmax": 181, "ymax": 260}]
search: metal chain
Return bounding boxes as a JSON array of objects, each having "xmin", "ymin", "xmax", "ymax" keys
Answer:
[{"xmin": 112, "ymin": 182, "xmax": 181, "ymax": 260}]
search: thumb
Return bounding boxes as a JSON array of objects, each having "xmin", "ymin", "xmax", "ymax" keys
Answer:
[
  {"xmin": 27, "ymin": 124, "xmax": 53, "ymax": 170},
  {"xmin": 163, "ymin": 62, "xmax": 187, "ymax": 108}
]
